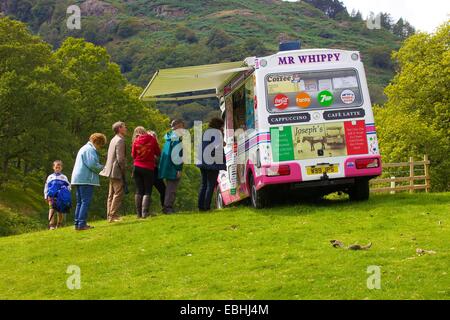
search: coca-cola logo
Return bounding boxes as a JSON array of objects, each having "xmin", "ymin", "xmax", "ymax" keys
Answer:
[{"xmin": 274, "ymin": 94, "xmax": 289, "ymax": 110}]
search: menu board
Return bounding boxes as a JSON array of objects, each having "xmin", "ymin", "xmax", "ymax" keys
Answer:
[
  {"xmin": 270, "ymin": 121, "xmax": 369, "ymax": 162},
  {"xmin": 344, "ymin": 120, "xmax": 368, "ymax": 155},
  {"xmin": 270, "ymin": 127, "xmax": 294, "ymax": 162}
]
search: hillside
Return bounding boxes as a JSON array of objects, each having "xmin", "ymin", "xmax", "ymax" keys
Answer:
[
  {"xmin": 0, "ymin": 174, "xmax": 49, "ymax": 236},
  {"xmin": 1, "ymin": 0, "xmax": 404, "ymax": 113},
  {"xmin": 0, "ymin": 193, "xmax": 449, "ymax": 300},
  {"xmin": 0, "ymin": 167, "xmax": 202, "ymax": 236}
]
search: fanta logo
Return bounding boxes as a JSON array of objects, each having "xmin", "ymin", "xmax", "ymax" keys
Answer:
[
  {"xmin": 296, "ymin": 92, "xmax": 311, "ymax": 108},
  {"xmin": 274, "ymin": 94, "xmax": 289, "ymax": 110}
]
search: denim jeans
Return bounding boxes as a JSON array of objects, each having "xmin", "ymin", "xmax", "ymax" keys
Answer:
[
  {"xmin": 74, "ymin": 185, "xmax": 94, "ymax": 229},
  {"xmin": 198, "ymin": 169, "xmax": 219, "ymax": 211}
]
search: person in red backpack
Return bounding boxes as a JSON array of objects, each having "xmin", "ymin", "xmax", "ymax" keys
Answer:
[{"xmin": 131, "ymin": 127, "xmax": 161, "ymax": 218}]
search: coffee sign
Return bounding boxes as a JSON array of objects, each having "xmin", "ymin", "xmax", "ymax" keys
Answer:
[
  {"xmin": 323, "ymin": 108, "xmax": 365, "ymax": 121},
  {"xmin": 268, "ymin": 113, "xmax": 311, "ymax": 125}
]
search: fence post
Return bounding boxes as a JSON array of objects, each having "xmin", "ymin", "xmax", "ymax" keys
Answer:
[
  {"xmin": 424, "ymin": 154, "xmax": 430, "ymax": 193},
  {"xmin": 390, "ymin": 177, "xmax": 396, "ymax": 194},
  {"xmin": 409, "ymin": 157, "xmax": 414, "ymax": 194}
]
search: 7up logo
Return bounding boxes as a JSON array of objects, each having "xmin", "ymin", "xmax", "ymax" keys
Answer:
[{"xmin": 318, "ymin": 90, "xmax": 334, "ymax": 107}]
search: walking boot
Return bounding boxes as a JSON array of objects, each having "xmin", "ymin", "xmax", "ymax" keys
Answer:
[
  {"xmin": 135, "ymin": 194, "xmax": 143, "ymax": 218},
  {"xmin": 142, "ymin": 195, "xmax": 154, "ymax": 218}
]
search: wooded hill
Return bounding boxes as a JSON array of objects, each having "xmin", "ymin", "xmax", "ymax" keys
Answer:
[{"xmin": 1, "ymin": 0, "xmax": 413, "ymax": 118}]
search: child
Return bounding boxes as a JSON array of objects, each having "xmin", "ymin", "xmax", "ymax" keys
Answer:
[{"xmin": 44, "ymin": 160, "xmax": 71, "ymax": 230}]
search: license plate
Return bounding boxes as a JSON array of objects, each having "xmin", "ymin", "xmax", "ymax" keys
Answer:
[{"xmin": 307, "ymin": 165, "xmax": 339, "ymax": 176}]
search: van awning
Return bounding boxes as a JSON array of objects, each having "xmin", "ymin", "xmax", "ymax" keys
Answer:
[{"xmin": 139, "ymin": 61, "xmax": 251, "ymax": 101}]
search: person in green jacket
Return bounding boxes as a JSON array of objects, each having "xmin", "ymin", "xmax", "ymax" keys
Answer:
[{"xmin": 158, "ymin": 119, "xmax": 185, "ymax": 214}]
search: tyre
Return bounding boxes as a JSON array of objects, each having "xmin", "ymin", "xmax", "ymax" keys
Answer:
[
  {"xmin": 215, "ymin": 190, "xmax": 225, "ymax": 209},
  {"xmin": 349, "ymin": 178, "xmax": 370, "ymax": 201},
  {"xmin": 249, "ymin": 174, "xmax": 268, "ymax": 209}
]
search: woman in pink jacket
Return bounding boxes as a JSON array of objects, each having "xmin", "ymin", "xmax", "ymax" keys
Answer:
[{"xmin": 131, "ymin": 127, "xmax": 161, "ymax": 218}]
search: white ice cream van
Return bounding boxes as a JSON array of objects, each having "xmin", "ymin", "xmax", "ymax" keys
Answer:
[{"xmin": 141, "ymin": 42, "xmax": 382, "ymax": 208}]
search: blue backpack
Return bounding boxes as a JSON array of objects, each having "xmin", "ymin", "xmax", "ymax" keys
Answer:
[
  {"xmin": 47, "ymin": 182, "xmax": 61, "ymax": 198},
  {"xmin": 55, "ymin": 186, "xmax": 72, "ymax": 213}
]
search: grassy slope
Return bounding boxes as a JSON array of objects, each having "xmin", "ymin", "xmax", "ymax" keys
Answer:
[
  {"xmin": 0, "ymin": 165, "xmax": 202, "ymax": 237},
  {"xmin": 0, "ymin": 177, "xmax": 48, "ymax": 236},
  {"xmin": 0, "ymin": 193, "xmax": 449, "ymax": 300}
]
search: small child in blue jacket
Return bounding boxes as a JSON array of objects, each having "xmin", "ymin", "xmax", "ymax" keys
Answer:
[{"xmin": 44, "ymin": 160, "xmax": 71, "ymax": 230}]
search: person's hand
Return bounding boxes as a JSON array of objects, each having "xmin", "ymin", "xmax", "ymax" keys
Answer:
[{"xmin": 176, "ymin": 171, "xmax": 182, "ymax": 179}]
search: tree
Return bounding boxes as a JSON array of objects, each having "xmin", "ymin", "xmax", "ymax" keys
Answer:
[
  {"xmin": 367, "ymin": 46, "xmax": 393, "ymax": 70},
  {"xmin": 0, "ymin": 17, "xmax": 72, "ymax": 181},
  {"xmin": 350, "ymin": 9, "xmax": 362, "ymax": 21},
  {"xmin": 175, "ymin": 25, "xmax": 198, "ymax": 44},
  {"xmin": 53, "ymin": 38, "xmax": 127, "ymax": 140},
  {"xmin": 304, "ymin": 0, "xmax": 348, "ymax": 19},
  {"xmin": 117, "ymin": 18, "xmax": 140, "ymax": 38},
  {"xmin": 375, "ymin": 22, "xmax": 450, "ymax": 190},
  {"xmin": 207, "ymin": 29, "xmax": 233, "ymax": 49},
  {"xmin": 30, "ymin": 0, "xmax": 54, "ymax": 29},
  {"xmin": 242, "ymin": 38, "xmax": 269, "ymax": 57},
  {"xmin": 7, "ymin": 0, "xmax": 33, "ymax": 22},
  {"xmin": 379, "ymin": 12, "xmax": 394, "ymax": 31},
  {"xmin": 393, "ymin": 18, "xmax": 415, "ymax": 39}
]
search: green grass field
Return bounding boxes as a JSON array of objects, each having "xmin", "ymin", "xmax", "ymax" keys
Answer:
[{"xmin": 0, "ymin": 193, "xmax": 449, "ymax": 300}]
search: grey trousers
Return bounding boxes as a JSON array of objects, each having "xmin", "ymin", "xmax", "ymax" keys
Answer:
[{"xmin": 163, "ymin": 178, "xmax": 180, "ymax": 213}]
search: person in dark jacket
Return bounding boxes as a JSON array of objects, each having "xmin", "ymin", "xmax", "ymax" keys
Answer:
[
  {"xmin": 131, "ymin": 127, "xmax": 161, "ymax": 218},
  {"xmin": 197, "ymin": 118, "xmax": 226, "ymax": 211}
]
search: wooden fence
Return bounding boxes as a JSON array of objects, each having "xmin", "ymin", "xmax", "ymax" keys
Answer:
[{"xmin": 370, "ymin": 155, "xmax": 431, "ymax": 194}]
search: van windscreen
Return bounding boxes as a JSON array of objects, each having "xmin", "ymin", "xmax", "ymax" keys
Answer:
[{"xmin": 265, "ymin": 69, "xmax": 363, "ymax": 113}]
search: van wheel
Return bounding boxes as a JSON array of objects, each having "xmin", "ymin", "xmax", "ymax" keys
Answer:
[
  {"xmin": 216, "ymin": 191, "xmax": 225, "ymax": 209},
  {"xmin": 250, "ymin": 175, "xmax": 268, "ymax": 209},
  {"xmin": 349, "ymin": 179, "xmax": 370, "ymax": 201}
]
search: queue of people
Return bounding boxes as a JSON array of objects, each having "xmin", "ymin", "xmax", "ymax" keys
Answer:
[{"xmin": 43, "ymin": 118, "xmax": 226, "ymax": 231}]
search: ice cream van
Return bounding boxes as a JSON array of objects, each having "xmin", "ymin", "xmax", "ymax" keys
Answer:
[{"xmin": 140, "ymin": 41, "xmax": 382, "ymax": 208}]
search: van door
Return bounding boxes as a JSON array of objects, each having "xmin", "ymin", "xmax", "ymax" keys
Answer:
[{"xmin": 224, "ymin": 95, "xmax": 238, "ymax": 196}]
